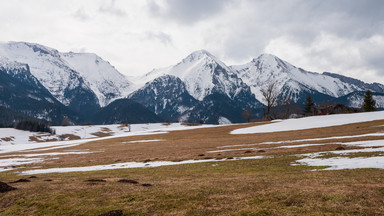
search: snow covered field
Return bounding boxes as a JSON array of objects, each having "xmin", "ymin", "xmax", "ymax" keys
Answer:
[{"xmin": 0, "ymin": 123, "xmax": 213, "ymax": 146}]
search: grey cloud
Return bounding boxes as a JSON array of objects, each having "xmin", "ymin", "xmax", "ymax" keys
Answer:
[
  {"xmin": 99, "ymin": 0, "xmax": 126, "ymax": 17},
  {"xmin": 215, "ymin": 0, "xmax": 384, "ymax": 61},
  {"xmin": 144, "ymin": 31, "xmax": 172, "ymax": 45},
  {"xmin": 147, "ymin": 0, "xmax": 235, "ymax": 24},
  {"xmin": 124, "ymin": 31, "xmax": 173, "ymax": 46},
  {"xmin": 73, "ymin": 7, "xmax": 90, "ymax": 21}
]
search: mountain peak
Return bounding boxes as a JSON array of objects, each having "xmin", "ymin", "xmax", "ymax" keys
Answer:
[
  {"xmin": 6, "ymin": 41, "xmax": 60, "ymax": 58},
  {"xmin": 183, "ymin": 49, "xmax": 218, "ymax": 63},
  {"xmin": 249, "ymin": 53, "xmax": 293, "ymax": 72},
  {"xmin": 252, "ymin": 53, "xmax": 280, "ymax": 63}
]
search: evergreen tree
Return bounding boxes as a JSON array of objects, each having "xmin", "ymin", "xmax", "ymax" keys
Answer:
[
  {"xmin": 304, "ymin": 95, "xmax": 315, "ymax": 116},
  {"xmin": 362, "ymin": 90, "xmax": 376, "ymax": 112}
]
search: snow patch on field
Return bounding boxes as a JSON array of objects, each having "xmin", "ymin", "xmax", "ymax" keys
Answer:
[
  {"xmin": 231, "ymin": 111, "xmax": 384, "ymax": 134},
  {"xmin": 20, "ymin": 156, "xmax": 265, "ymax": 175},
  {"xmin": 294, "ymin": 157, "xmax": 384, "ymax": 170}
]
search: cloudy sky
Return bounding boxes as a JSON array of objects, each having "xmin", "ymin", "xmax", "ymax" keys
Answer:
[{"xmin": 0, "ymin": 0, "xmax": 383, "ymax": 83}]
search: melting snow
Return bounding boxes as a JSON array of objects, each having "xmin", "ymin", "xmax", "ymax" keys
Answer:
[
  {"xmin": 231, "ymin": 111, "xmax": 384, "ymax": 134},
  {"xmin": 295, "ymin": 157, "xmax": 384, "ymax": 170},
  {"xmin": 20, "ymin": 156, "xmax": 265, "ymax": 175}
]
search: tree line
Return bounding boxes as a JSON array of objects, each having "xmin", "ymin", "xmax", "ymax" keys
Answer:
[
  {"xmin": 243, "ymin": 85, "xmax": 378, "ymax": 122},
  {"xmin": 15, "ymin": 120, "xmax": 55, "ymax": 134}
]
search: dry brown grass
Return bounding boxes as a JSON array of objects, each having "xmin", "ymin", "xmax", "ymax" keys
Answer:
[
  {"xmin": 1, "ymin": 119, "xmax": 384, "ymax": 215},
  {"xmin": 1, "ymin": 136, "xmax": 14, "ymax": 142},
  {"xmin": 28, "ymin": 136, "xmax": 58, "ymax": 142},
  {"xmin": 59, "ymin": 134, "xmax": 81, "ymax": 140}
]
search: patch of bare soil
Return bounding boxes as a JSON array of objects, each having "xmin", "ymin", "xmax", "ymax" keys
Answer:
[
  {"xmin": 98, "ymin": 210, "xmax": 123, "ymax": 216},
  {"xmin": 1, "ymin": 136, "xmax": 14, "ymax": 142},
  {"xmin": 85, "ymin": 179, "xmax": 106, "ymax": 183},
  {"xmin": 117, "ymin": 179, "xmax": 139, "ymax": 184},
  {"xmin": 0, "ymin": 181, "xmax": 17, "ymax": 193},
  {"xmin": 91, "ymin": 131, "xmax": 113, "ymax": 137},
  {"xmin": 10, "ymin": 179, "xmax": 30, "ymax": 183},
  {"xmin": 29, "ymin": 136, "xmax": 58, "ymax": 142},
  {"xmin": 59, "ymin": 134, "xmax": 81, "ymax": 140}
]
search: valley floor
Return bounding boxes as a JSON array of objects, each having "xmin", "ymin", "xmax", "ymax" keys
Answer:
[{"xmin": 0, "ymin": 112, "xmax": 384, "ymax": 215}]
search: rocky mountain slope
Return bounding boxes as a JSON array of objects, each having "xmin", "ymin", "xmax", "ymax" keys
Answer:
[{"xmin": 0, "ymin": 56, "xmax": 79, "ymax": 125}]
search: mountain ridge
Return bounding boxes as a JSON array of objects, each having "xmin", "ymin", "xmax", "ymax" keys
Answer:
[{"xmin": 1, "ymin": 41, "xmax": 384, "ymax": 125}]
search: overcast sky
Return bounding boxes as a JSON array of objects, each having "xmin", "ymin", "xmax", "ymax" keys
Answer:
[{"xmin": 0, "ymin": 0, "xmax": 383, "ymax": 83}]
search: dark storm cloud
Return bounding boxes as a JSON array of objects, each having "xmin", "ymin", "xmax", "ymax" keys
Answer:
[{"xmin": 147, "ymin": 0, "xmax": 235, "ymax": 24}]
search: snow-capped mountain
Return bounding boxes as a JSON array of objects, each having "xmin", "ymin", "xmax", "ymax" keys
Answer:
[
  {"xmin": 131, "ymin": 50, "xmax": 262, "ymax": 123},
  {"xmin": 2, "ymin": 41, "xmax": 384, "ymax": 125},
  {"xmin": 61, "ymin": 52, "xmax": 133, "ymax": 106},
  {"xmin": 138, "ymin": 50, "xmax": 253, "ymax": 102},
  {"xmin": 0, "ymin": 56, "xmax": 79, "ymax": 125},
  {"xmin": 0, "ymin": 42, "xmax": 133, "ymax": 110},
  {"xmin": 230, "ymin": 54, "xmax": 370, "ymax": 104},
  {"xmin": 129, "ymin": 75, "xmax": 197, "ymax": 121}
]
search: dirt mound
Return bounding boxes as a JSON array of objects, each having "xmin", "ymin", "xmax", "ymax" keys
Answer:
[
  {"xmin": 117, "ymin": 179, "xmax": 139, "ymax": 184},
  {"xmin": 98, "ymin": 210, "xmax": 123, "ymax": 216},
  {"xmin": 10, "ymin": 179, "xmax": 31, "ymax": 183},
  {"xmin": 258, "ymin": 150, "xmax": 266, "ymax": 153},
  {"xmin": 85, "ymin": 179, "xmax": 106, "ymax": 182},
  {"xmin": 0, "ymin": 181, "xmax": 17, "ymax": 193}
]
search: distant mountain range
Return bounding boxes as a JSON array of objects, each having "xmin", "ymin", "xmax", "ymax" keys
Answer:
[{"xmin": 0, "ymin": 42, "xmax": 383, "ymax": 125}]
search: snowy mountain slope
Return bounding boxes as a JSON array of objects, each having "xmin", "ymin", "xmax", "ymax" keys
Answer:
[
  {"xmin": 322, "ymin": 72, "xmax": 384, "ymax": 93},
  {"xmin": 61, "ymin": 52, "xmax": 133, "ymax": 106},
  {"xmin": 131, "ymin": 50, "xmax": 262, "ymax": 123},
  {"xmin": 231, "ymin": 54, "xmax": 366, "ymax": 104},
  {"xmin": 0, "ymin": 42, "xmax": 133, "ymax": 109},
  {"xmin": 0, "ymin": 42, "xmax": 95, "ymax": 105},
  {"xmin": 339, "ymin": 91, "xmax": 384, "ymax": 109},
  {"xmin": 137, "ymin": 50, "xmax": 253, "ymax": 102},
  {"xmin": 0, "ymin": 57, "xmax": 79, "ymax": 125},
  {"xmin": 129, "ymin": 75, "xmax": 197, "ymax": 121}
]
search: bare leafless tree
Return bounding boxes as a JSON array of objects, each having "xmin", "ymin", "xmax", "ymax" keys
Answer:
[{"xmin": 261, "ymin": 81, "xmax": 279, "ymax": 120}]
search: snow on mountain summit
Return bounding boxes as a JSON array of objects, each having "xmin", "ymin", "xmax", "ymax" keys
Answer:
[
  {"xmin": 0, "ymin": 42, "xmax": 90, "ymax": 106},
  {"xmin": 138, "ymin": 50, "xmax": 245, "ymax": 101},
  {"xmin": 231, "ymin": 53, "xmax": 363, "ymax": 104},
  {"xmin": 0, "ymin": 41, "xmax": 133, "ymax": 107},
  {"xmin": 61, "ymin": 52, "xmax": 133, "ymax": 106}
]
